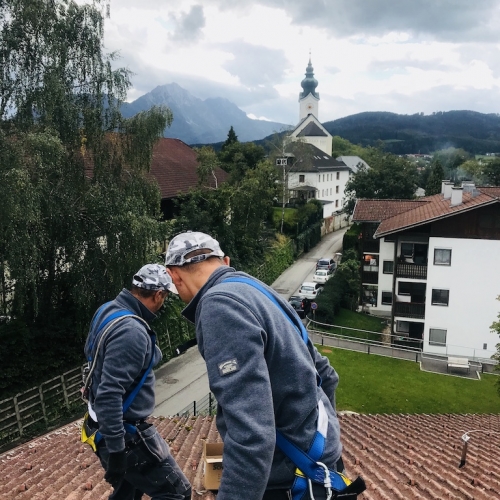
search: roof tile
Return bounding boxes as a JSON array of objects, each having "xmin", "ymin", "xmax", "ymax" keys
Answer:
[{"xmin": 2, "ymin": 413, "xmax": 500, "ymax": 499}]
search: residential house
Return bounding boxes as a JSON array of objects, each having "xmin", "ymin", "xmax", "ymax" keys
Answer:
[
  {"xmin": 149, "ymin": 138, "xmax": 229, "ymax": 219},
  {"xmin": 282, "ymin": 143, "xmax": 351, "ymax": 218},
  {"xmin": 352, "ymin": 182, "xmax": 500, "ymax": 359}
]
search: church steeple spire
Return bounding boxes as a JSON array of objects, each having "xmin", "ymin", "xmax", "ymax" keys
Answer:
[{"xmin": 300, "ymin": 54, "xmax": 319, "ymax": 99}]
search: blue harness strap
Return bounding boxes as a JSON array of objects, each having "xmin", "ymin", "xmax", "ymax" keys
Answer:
[
  {"xmin": 221, "ymin": 276, "xmax": 353, "ymax": 498},
  {"xmin": 88, "ymin": 308, "xmax": 156, "ymax": 442}
]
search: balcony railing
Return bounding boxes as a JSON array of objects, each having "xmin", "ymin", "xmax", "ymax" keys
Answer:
[
  {"xmin": 361, "ymin": 271, "xmax": 378, "ymax": 284},
  {"xmin": 394, "ymin": 301, "xmax": 425, "ymax": 319},
  {"xmin": 396, "ymin": 262, "xmax": 427, "ymax": 280}
]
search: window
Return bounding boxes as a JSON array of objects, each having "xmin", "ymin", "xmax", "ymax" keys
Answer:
[
  {"xmin": 336, "ymin": 172, "xmax": 340, "ymax": 180},
  {"xmin": 381, "ymin": 292, "xmax": 393, "ymax": 305},
  {"xmin": 336, "ymin": 185, "xmax": 339, "ymax": 194},
  {"xmin": 398, "ymin": 282, "xmax": 411, "ymax": 295},
  {"xmin": 299, "ymin": 175, "xmax": 305, "ymax": 183},
  {"xmin": 335, "ymin": 200, "xmax": 339, "ymax": 207},
  {"xmin": 434, "ymin": 248, "xmax": 451, "ymax": 265},
  {"xmin": 396, "ymin": 321, "xmax": 410, "ymax": 333},
  {"xmin": 323, "ymin": 174, "xmax": 325, "ymax": 182},
  {"xmin": 429, "ymin": 328, "xmax": 447, "ymax": 346},
  {"xmin": 318, "ymin": 175, "xmax": 321, "ymax": 182},
  {"xmin": 383, "ymin": 261, "xmax": 394, "ymax": 274},
  {"xmin": 431, "ymin": 289, "xmax": 449, "ymax": 306},
  {"xmin": 330, "ymin": 188, "xmax": 332, "ymax": 195},
  {"xmin": 401, "ymin": 243, "xmax": 413, "ymax": 257}
]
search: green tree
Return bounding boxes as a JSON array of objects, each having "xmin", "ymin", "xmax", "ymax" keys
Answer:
[
  {"xmin": 221, "ymin": 125, "xmax": 238, "ymax": 151},
  {"xmin": 218, "ymin": 141, "xmax": 266, "ymax": 183},
  {"xmin": 0, "ymin": 0, "xmax": 174, "ymax": 393},
  {"xmin": 483, "ymin": 158, "xmax": 500, "ymax": 186},
  {"xmin": 344, "ymin": 151, "xmax": 418, "ymax": 214},
  {"xmin": 426, "ymin": 160, "xmax": 445, "ymax": 195}
]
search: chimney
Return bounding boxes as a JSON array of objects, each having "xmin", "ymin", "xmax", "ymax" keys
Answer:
[
  {"xmin": 462, "ymin": 182, "xmax": 475, "ymax": 194},
  {"xmin": 451, "ymin": 187, "xmax": 463, "ymax": 206},
  {"xmin": 441, "ymin": 180, "xmax": 451, "ymax": 195},
  {"xmin": 443, "ymin": 182, "xmax": 454, "ymax": 200}
]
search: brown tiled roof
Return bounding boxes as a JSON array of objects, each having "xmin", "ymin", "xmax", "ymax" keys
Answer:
[
  {"xmin": 82, "ymin": 136, "xmax": 229, "ymax": 201},
  {"xmin": 2, "ymin": 413, "xmax": 499, "ymax": 499},
  {"xmin": 352, "ymin": 200, "xmax": 428, "ymax": 222},
  {"xmin": 148, "ymin": 138, "xmax": 229, "ymax": 200},
  {"xmin": 375, "ymin": 190, "xmax": 499, "ymax": 237}
]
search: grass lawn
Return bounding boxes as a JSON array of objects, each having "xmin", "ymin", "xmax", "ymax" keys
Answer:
[
  {"xmin": 319, "ymin": 347, "xmax": 500, "ymax": 414},
  {"xmin": 312, "ymin": 308, "xmax": 386, "ymax": 342},
  {"xmin": 272, "ymin": 206, "xmax": 297, "ymax": 226}
]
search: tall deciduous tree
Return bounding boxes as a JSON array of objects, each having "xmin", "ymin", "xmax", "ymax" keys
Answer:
[
  {"xmin": 491, "ymin": 296, "xmax": 500, "ymax": 395},
  {"xmin": 0, "ymin": 0, "xmax": 174, "ymax": 392},
  {"xmin": 344, "ymin": 151, "xmax": 418, "ymax": 214}
]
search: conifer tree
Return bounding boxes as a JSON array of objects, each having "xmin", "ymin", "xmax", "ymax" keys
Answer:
[{"xmin": 426, "ymin": 160, "xmax": 445, "ymax": 195}]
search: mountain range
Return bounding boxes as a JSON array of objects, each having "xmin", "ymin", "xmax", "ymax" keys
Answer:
[
  {"xmin": 122, "ymin": 84, "xmax": 500, "ymax": 154},
  {"xmin": 323, "ymin": 111, "xmax": 500, "ymax": 154},
  {"xmin": 121, "ymin": 83, "xmax": 289, "ymax": 145}
]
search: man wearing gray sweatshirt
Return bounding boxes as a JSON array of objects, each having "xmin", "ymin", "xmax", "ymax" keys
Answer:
[
  {"xmin": 84, "ymin": 264, "xmax": 191, "ymax": 500},
  {"xmin": 166, "ymin": 232, "xmax": 344, "ymax": 500}
]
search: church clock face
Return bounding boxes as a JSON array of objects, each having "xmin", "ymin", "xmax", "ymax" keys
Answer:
[{"xmin": 307, "ymin": 104, "xmax": 313, "ymax": 111}]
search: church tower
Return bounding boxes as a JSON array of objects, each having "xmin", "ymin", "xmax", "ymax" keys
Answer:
[{"xmin": 299, "ymin": 57, "xmax": 319, "ymax": 121}]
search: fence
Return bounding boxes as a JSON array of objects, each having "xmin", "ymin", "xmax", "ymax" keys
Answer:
[
  {"xmin": 176, "ymin": 392, "xmax": 216, "ymax": 417},
  {"xmin": 0, "ymin": 366, "xmax": 85, "ymax": 447}
]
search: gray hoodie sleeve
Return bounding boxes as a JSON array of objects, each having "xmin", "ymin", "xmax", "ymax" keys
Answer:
[
  {"xmin": 93, "ymin": 319, "xmax": 150, "ymax": 453},
  {"xmin": 197, "ymin": 293, "xmax": 275, "ymax": 500}
]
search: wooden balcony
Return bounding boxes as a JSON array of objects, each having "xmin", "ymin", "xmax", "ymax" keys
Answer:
[
  {"xmin": 394, "ymin": 301, "xmax": 425, "ymax": 319},
  {"xmin": 396, "ymin": 262, "xmax": 427, "ymax": 280}
]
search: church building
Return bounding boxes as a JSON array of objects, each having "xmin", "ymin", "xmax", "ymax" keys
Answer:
[{"xmin": 283, "ymin": 58, "xmax": 351, "ymax": 220}]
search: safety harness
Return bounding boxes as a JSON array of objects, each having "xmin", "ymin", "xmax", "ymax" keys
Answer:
[
  {"xmin": 80, "ymin": 305, "xmax": 156, "ymax": 452},
  {"xmin": 222, "ymin": 277, "xmax": 366, "ymax": 500}
]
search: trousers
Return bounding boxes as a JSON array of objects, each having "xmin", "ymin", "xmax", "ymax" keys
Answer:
[{"xmin": 96, "ymin": 425, "xmax": 191, "ymax": 500}]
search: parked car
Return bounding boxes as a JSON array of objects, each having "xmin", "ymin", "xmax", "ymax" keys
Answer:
[
  {"xmin": 316, "ymin": 258, "xmax": 336, "ymax": 272},
  {"xmin": 288, "ymin": 295, "xmax": 311, "ymax": 319},
  {"xmin": 313, "ymin": 268, "xmax": 332, "ymax": 284},
  {"xmin": 298, "ymin": 281, "xmax": 323, "ymax": 300}
]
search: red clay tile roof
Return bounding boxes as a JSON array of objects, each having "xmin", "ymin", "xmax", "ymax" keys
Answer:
[
  {"xmin": 352, "ymin": 187, "xmax": 500, "ymax": 238},
  {"xmin": 148, "ymin": 138, "xmax": 229, "ymax": 199},
  {"xmin": 352, "ymin": 200, "xmax": 428, "ymax": 222},
  {"xmin": 2, "ymin": 413, "xmax": 499, "ymax": 500},
  {"xmin": 375, "ymin": 191, "xmax": 499, "ymax": 237}
]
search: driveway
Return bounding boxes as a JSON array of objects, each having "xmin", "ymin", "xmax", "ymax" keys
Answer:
[{"xmin": 153, "ymin": 227, "xmax": 348, "ymax": 416}]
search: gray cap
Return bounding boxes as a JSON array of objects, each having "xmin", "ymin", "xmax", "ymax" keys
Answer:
[
  {"xmin": 132, "ymin": 264, "xmax": 177, "ymax": 294},
  {"xmin": 165, "ymin": 231, "xmax": 224, "ymax": 267}
]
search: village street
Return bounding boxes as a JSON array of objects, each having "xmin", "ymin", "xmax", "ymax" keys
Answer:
[{"xmin": 153, "ymin": 227, "xmax": 348, "ymax": 416}]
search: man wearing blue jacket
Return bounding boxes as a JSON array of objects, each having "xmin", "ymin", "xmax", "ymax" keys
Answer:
[
  {"xmin": 165, "ymin": 232, "xmax": 344, "ymax": 500},
  {"xmin": 84, "ymin": 264, "xmax": 191, "ymax": 500}
]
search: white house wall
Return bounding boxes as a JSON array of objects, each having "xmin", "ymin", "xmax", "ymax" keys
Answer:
[
  {"xmin": 424, "ymin": 236, "xmax": 500, "ymax": 360},
  {"xmin": 288, "ymin": 170, "xmax": 350, "ymax": 217}
]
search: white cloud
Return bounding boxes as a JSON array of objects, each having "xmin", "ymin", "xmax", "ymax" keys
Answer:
[{"xmin": 94, "ymin": 0, "xmax": 500, "ymax": 124}]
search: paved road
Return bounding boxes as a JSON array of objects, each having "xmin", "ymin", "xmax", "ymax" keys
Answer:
[{"xmin": 153, "ymin": 227, "xmax": 349, "ymax": 416}]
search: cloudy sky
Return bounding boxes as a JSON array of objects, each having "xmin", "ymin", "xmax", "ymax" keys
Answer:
[{"xmin": 100, "ymin": 0, "xmax": 500, "ymax": 125}]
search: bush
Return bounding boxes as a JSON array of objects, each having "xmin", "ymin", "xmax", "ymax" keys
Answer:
[{"xmin": 342, "ymin": 223, "xmax": 362, "ymax": 255}]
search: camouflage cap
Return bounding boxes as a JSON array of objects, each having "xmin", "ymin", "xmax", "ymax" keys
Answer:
[
  {"xmin": 165, "ymin": 231, "xmax": 224, "ymax": 267},
  {"xmin": 132, "ymin": 264, "xmax": 177, "ymax": 293}
]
